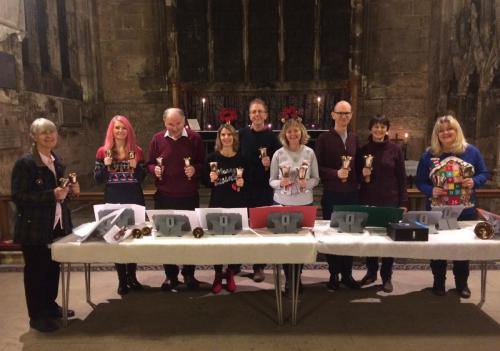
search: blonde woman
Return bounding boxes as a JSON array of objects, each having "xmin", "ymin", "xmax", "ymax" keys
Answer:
[
  {"xmin": 269, "ymin": 119, "xmax": 319, "ymax": 295},
  {"xmin": 416, "ymin": 115, "xmax": 489, "ymax": 298}
]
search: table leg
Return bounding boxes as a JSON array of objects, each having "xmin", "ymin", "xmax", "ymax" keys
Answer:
[
  {"xmin": 273, "ymin": 264, "xmax": 283, "ymax": 325},
  {"xmin": 480, "ymin": 261, "xmax": 487, "ymax": 305},
  {"xmin": 291, "ymin": 264, "xmax": 301, "ymax": 326},
  {"xmin": 60, "ymin": 263, "xmax": 71, "ymax": 327},
  {"xmin": 84, "ymin": 263, "xmax": 95, "ymax": 307}
]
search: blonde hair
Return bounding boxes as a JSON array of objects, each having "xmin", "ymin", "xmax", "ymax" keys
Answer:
[
  {"xmin": 279, "ymin": 119, "xmax": 310, "ymax": 148},
  {"xmin": 430, "ymin": 115, "xmax": 468, "ymax": 155},
  {"xmin": 215, "ymin": 124, "xmax": 239, "ymax": 152},
  {"xmin": 30, "ymin": 118, "xmax": 57, "ymax": 140}
]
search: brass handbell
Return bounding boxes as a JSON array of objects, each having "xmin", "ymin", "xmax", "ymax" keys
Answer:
[
  {"xmin": 68, "ymin": 172, "xmax": 77, "ymax": 184},
  {"xmin": 59, "ymin": 177, "xmax": 70, "ymax": 188},
  {"xmin": 192, "ymin": 227, "xmax": 204, "ymax": 238},
  {"xmin": 131, "ymin": 226, "xmax": 152, "ymax": 239},
  {"xmin": 474, "ymin": 221, "xmax": 495, "ymax": 240}
]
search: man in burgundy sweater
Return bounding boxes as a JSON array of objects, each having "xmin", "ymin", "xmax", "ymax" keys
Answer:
[
  {"xmin": 315, "ymin": 100, "xmax": 361, "ymax": 291},
  {"xmin": 147, "ymin": 108, "xmax": 205, "ymax": 291}
]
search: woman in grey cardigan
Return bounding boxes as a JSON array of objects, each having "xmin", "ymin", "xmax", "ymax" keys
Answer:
[{"xmin": 269, "ymin": 118, "xmax": 319, "ymax": 296}]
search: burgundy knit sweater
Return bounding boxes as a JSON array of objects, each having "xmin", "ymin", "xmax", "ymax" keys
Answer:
[
  {"xmin": 146, "ymin": 128, "xmax": 205, "ymax": 198},
  {"xmin": 357, "ymin": 136, "xmax": 409, "ymax": 208}
]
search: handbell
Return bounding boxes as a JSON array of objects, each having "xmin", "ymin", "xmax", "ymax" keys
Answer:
[
  {"xmin": 259, "ymin": 147, "xmax": 268, "ymax": 159},
  {"xmin": 105, "ymin": 149, "xmax": 113, "ymax": 171},
  {"xmin": 209, "ymin": 161, "xmax": 218, "ymax": 173},
  {"xmin": 236, "ymin": 167, "xmax": 244, "ymax": 192},
  {"xmin": 364, "ymin": 154, "xmax": 374, "ymax": 183},
  {"xmin": 340, "ymin": 155, "xmax": 352, "ymax": 183},
  {"xmin": 474, "ymin": 221, "xmax": 495, "ymax": 240},
  {"xmin": 59, "ymin": 177, "xmax": 70, "ymax": 188},
  {"xmin": 192, "ymin": 227, "xmax": 204, "ymax": 238},
  {"xmin": 259, "ymin": 147, "xmax": 269, "ymax": 171},
  {"xmin": 184, "ymin": 157, "xmax": 192, "ymax": 180},
  {"xmin": 68, "ymin": 172, "xmax": 77, "ymax": 184},
  {"xmin": 156, "ymin": 157, "xmax": 163, "ymax": 180}
]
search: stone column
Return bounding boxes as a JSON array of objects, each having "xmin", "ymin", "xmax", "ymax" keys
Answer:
[
  {"xmin": 350, "ymin": 0, "xmax": 364, "ymax": 131},
  {"xmin": 165, "ymin": 0, "xmax": 179, "ymax": 106}
]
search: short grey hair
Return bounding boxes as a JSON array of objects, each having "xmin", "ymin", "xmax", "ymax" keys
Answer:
[
  {"xmin": 163, "ymin": 108, "xmax": 186, "ymax": 120},
  {"xmin": 30, "ymin": 118, "xmax": 57, "ymax": 139}
]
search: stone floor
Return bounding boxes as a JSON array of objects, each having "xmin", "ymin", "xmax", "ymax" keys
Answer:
[{"xmin": 1, "ymin": 267, "xmax": 500, "ymax": 351}]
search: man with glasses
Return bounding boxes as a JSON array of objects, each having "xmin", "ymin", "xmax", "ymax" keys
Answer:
[
  {"xmin": 315, "ymin": 100, "xmax": 361, "ymax": 291},
  {"xmin": 239, "ymin": 98, "xmax": 281, "ymax": 282}
]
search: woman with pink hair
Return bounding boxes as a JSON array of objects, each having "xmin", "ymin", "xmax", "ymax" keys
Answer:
[{"xmin": 95, "ymin": 115, "xmax": 146, "ymax": 295}]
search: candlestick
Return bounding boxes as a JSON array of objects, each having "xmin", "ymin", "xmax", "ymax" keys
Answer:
[
  {"xmin": 316, "ymin": 96, "xmax": 321, "ymax": 125},
  {"xmin": 201, "ymin": 97, "xmax": 206, "ymax": 130}
]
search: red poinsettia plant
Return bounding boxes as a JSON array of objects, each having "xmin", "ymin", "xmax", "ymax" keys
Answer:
[
  {"xmin": 218, "ymin": 108, "xmax": 238, "ymax": 124},
  {"xmin": 280, "ymin": 106, "xmax": 302, "ymax": 123}
]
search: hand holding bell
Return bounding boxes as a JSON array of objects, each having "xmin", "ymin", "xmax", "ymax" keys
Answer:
[
  {"xmin": 298, "ymin": 160, "xmax": 309, "ymax": 192},
  {"xmin": 363, "ymin": 154, "xmax": 374, "ymax": 183},
  {"xmin": 236, "ymin": 167, "xmax": 244, "ymax": 191},
  {"xmin": 128, "ymin": 151, "xmax": 136, "ymax": 170},
  {"xmin": 155, "ymin": 157, "xmax": 164, "ymax": 180},
  {"xmin": 209, "ymin": 162, "xmax": 218, "ymax": 183},
  {"xmin": 340, "ymin": 155, "xmax": 352, "ymax": 183},
  {"xmin": 259, "ymin": 147, "xmax": 270, "ymax": 170},
  {"xmin": 104, "ymin": 149, "xmax": 113, "ymax": 170},
  {"xmin": 184, "ymin": 157, "xmax": 193, "ymax": 180}
]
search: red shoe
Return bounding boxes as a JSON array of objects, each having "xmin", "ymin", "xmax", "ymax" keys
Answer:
[
  {"xmin": 212, "ymin": 276, "xmax": 223, "ymax": 294},
  {"xmin": 226, "ymin": 269, "xmax": 237, "ymax": 293}
]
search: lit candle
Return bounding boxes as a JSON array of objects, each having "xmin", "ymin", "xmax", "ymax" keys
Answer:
[
  {"xmin": 201, "ymin": 98, "xmax": 206, "ymax": 130},
  {"xmin": 316, "ymin": 96, "xmax": 321, "ymax": 124},
  {"xmin": 267, "ymin": 123, "xmax": 272, "ymax": 129},
  {"xmin": 404, "ymin": 132, "xmax": 409, "ymax": 143}
]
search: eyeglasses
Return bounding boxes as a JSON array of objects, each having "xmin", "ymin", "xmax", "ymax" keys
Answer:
[
  {"xmin": 438, "ymin": 116, "xmax": 450, "ymax": 123},
  {"xmin": 334, "ymin": 111, "xmax": 352, "ymax": 116}
]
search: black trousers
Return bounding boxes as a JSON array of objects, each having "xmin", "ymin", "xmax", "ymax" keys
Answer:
[
  {"xmin": 430, "ymin": 209, "xmax": 475, "ymax": 288},
  {"xmin": 22, "ymin": 244, "xmax": 60, "ymax": 319},
  {"xmin": 155, "ymin": 192, "xmax": 199, "ymax": 279},
  {"xmin": 322, "ymin": 191, "xmax": 359, "ymax": 277},
  {"xmin": 366, "ymin": 257, "xmax": 394, "ymax": 282},
  {"xmin": 431, "ymin": 260, "xmax": 469, "ymax": 288}
]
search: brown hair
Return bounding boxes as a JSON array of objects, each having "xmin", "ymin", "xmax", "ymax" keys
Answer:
[{"xmin": 215, "ymin": 124, "xmax": 239, "ymax": 152}]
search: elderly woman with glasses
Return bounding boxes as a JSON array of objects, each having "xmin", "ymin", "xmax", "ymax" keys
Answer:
[
  {"xmin": 416, "ymin": 115, "xmax": 489, "ymax": 298},
  {"xmin": 11, "ymin": 118, "xmax": 80, "ymax": 332}
]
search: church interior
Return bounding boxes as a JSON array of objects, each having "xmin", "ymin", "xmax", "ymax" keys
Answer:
[{"xmin": 1, "ymin": 0, "xmax": 500, "ymax": 349}]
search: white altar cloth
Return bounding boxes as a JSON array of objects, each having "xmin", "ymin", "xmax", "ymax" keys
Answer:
[
  {"xmin": 315, "ymin": 220, "xmax": 500, "ymax": 261},
  {"xmin": 52, "ymin": 229, "xmax": 317, "ymax": 265}
]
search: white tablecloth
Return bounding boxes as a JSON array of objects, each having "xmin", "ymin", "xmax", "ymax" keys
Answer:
[
  {"xmin": 51, "ymin": 229, "xmax": 318, "ymax": 265},
  {"xmin": 315, "ymin": 220, "xmax": 500, "ymax": 260}
]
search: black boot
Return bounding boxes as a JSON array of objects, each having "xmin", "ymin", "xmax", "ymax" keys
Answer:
[
  {"xmin": 455, "ymin": 277, "xmax": 471, "ymax": 298},
  {"xmin": 116, "ymin": 263, "xmax": 129, "ymax": 295},
  {"xmin": 431, "ymin": 260, "xmax": 446, "ymax": 296},
  {"xmin": 126, "ymin": 263, "xmax": 143, "ymax": 290}
]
